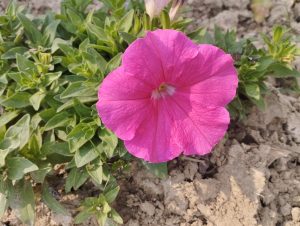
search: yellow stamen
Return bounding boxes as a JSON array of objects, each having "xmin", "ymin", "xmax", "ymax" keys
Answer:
[{"xmin": 158, "ymin": 83, "xmax": 167, "ymax": 92}]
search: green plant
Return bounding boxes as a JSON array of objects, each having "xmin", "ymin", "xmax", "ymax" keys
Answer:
[
  {"xmin": 74, "ymin": 183, "xmax": 122, "ymax": 225},
  {"xmin": 0, "ymin": 0, "xmax": 192, "ymax": 224},
  {"xmin": 0, "ymin": 0, "xmax": 299, "ymax": 225},
  {"xmin": 0, "ymin": 0, "xmax": 132, "ymax": 225}
]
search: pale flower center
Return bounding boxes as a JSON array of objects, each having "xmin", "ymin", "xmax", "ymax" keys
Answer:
[{"xmin": 151, "ymin": 83, "xmax": 176, "ymax": 100}]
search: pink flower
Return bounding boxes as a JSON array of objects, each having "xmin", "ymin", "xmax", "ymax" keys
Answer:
[{"xmin": 96, "ymin": 29, "xmax": 238, "ymax": 163}]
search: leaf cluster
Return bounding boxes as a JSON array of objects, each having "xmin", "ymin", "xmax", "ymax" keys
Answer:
[{"xmin": 191, "ymin": 26, "xmax": 300, "ymax": 118}]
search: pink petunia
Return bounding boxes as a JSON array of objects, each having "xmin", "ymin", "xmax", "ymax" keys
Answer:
[{"xmin": 96, "ymin": 29, "xmax": 238, "ymax": 163}]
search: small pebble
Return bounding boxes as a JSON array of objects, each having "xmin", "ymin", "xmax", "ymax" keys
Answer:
[
  {"xmin": 292, "ymin": 208, "xmax": 300, "ymax": 222},
  {"xmin": 140, "ymin": 201, "xmax": 156, "ymax": 216},
  {"xmin": 280, "ymin": 204, "xmax": 292, "ymax": 217}
]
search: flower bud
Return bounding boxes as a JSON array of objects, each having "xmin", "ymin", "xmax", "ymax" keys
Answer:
[
  {"xmin": 169, "ymin": 0, "xmax": 185, "ymax": 20},
  {"xmin": 169, "ymin": 0, "xmax": 185, "ymax": 21},
  {"xmin": 38, "ymin": 52, "xmax": 52, "ymax": 65},
  {"xmin": 144, "ymin": 0, "xmax": 170, "ymax": 19}
]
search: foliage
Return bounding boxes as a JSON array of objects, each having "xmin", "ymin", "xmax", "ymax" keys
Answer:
[
  {"xmin": 0, "ymin": 0, "xmax": 299, "ymax": 225},
  {"xmin": 192, "ymin": 26, "xmax": 300, "ymax": 118}
]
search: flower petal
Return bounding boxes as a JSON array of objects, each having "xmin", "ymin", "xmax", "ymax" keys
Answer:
[
  {"xmin": 168, "ymin": 93, "xmax": 230, "ymax": 155},
  {"xmin": 181, "ymin": 107, "xmax": 229, "ymax": 155},
  {"xmin": 122, "ymin": 29, "xmax": 199, "ymax": 87},
  {"xmin": 176, "ymin": 44, "xmax": 238, "ymax": 106},
  {"xmin": 97, "ymin": 67, "xmax": 153, "ymax": 140},
  {"xmin": 97, "ymin": 30, "xmax": 237, "ymax": 163},
  {"xmin": 124, "ymin": 100, "xmax": 182, "ymax": 163}
]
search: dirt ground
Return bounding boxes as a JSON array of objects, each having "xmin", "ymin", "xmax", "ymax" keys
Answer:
[{"xmin": 1, "ymin": 0, "xmax": 300, "ymax": 226}]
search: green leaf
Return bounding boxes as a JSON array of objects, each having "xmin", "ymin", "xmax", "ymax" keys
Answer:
[
  {"xmin": 41, "ymin": 142, "xmax": 72, "ymax": 156},
  {"xmin": 119, "ymin": 31, "xmax": 136, "ymax": 44},
  {"xmin": 245, "ymin": 83, "xmax": 261, "ymax": 100},
  {"xmin": 87, "ymin": 162, "xmax": 103, "ymax": 186},
  {"xmin": 73, "ymin": 99, "xmax": 91, "ymax": 118},
  {"xmin": 60, "ymin": 82, "xmax": 97, "ymax": 99},
  {"xmin": 44, "ymin": 112, "xmax": 71, "ymax": 131},
  {"xmin": 82, "ymin": 52, "xmax": 101, "ymax": 76},
  {"xmin": 56, "ymin": 96, "xmax": 98, "ymax": 112},
  {"xmin": 42, "ymin": 72, "xmax": 62, "ymax": 87},
  {"xmin": 9, "ymin": 180, "xmax": 35, "ymax": 226},
  {"xmin": 143, "ymin": 162, "xmax": 168, "ymax": 179},
  {"xmin": 7, "ymin": 72, "xmax": 34, "ymax": 91},
  {"xmin": 0, "ymin": 146, "xmax": 10, "ymax": 166},
  {"xmin": 160, "ymin": 10, "xmax": 170, "ymax": 29},
  {"xmin": 90, "ymin": 44, "xmax": 115, "ymax": 55},
  {"xmin": 7, "ymin": 157, "xmax": 39, "ymax": 180},
  {"xmin": 86, "ymin": 48, "xmax": 107, "ymax": 73},
  {"xmin": 30, "ymin": 164, "xmax": 52, "ymax": 183},
  {"xmin": 30, "ymin": 91, "xmax": 46, "ymax": 111},
  {"xmin": 0, "ymin": 179, "xmax": 8, "ymax": 218},
  {"xmin": 119, "ymin": 9, "xmax": 134, "ymax": 32},
  {"xmin": 58, "ymin": 43, "xmax": 77, "ymax": 56},
  {"xmin": 104, "ymin": 185, "xmax": 119, "ymax": 203},
  {"xmin": 0, "ymin": 137, "xmax": 19, "ymax": 157},
  {"xmin": 6, "ymin": 0, "xmax": 17, "ymax": 17},
  {"xmin": 0, "ymin": 72, "xmax": 8, "ymax": 85},
  {"xmin": 43, "ymin": 20, "xmax": 60, "ymax": 47},
  {"xmin": 143, "ymin": 13, "xmax": 151, "ymax": 31},
  {"xmin": 1, "ymin": 47, "xmax": 28, "ymax": 60},
  {"xmin": 74, "ymin": 209, "xmax": 93, "ymax": 224},
  {"xmin": 17, "ymin": 13, "xmax": 43, "ymax": 45},
  {"xmin": 1, "ymin": 92, "xmax": 31, "ymax": 108},
  {"xmin": 68, "ymin": 123, "xmax": 96, "ymax": 153},
  {"xmin": 97, "ymin": 212, "xmax": 108, "ymax": 226},
  {"xmin": 32, "ymin": 131, "xmax": 42, "ymax": 150},
  {"xmin": 0, "ymin": 191, "xmax": 8, "ymax": 218},
  {"xmin": 39, "ymin": 108, "xmax": 56, "ymax": 121},
  {"xmin": 66, "ymin": 8, "xmax": 84, "ymax": 28},
  {"xmin": 105, "ymin": 53, "xmax": 122, "ymax": 73},
  {"xmin": 5, "ymin": 114, "xmax": 30, "ymax": 150},
  {"xmin": 86, "ymin": 23, "xmax": 108, "ymax": 42},
  {"xmin": 110, "ymin": 209, "xmax": 123, "ymax": 224},
  {"xmin": 0, "ymin": 126, "xmax": 5, "ymax": 140},
  {"xmin": 65, "ymin": 168, "xmax": 89, "ymax": 193},
  {"xmin": 269, "ymin": 63, "xmax": 300, "ymax": 78},
  {"xmin": 75, "ymin": 143, "xmax": 99, "ymax": 168},
  {"xmin": 21, "ymin": 131, "xmax": 43, "ymax": 160},
  {"xmin": 0, "ymin": 84, "xmax": 6, "ymax": 96},
  {"xmin": 67, "ymin": 63, "xmax": 93, "ymax": 77},
  {"xmin": 51, "ymin": 38, "xmax": 72, "ymax": 53},
  {"xmin": 42, "ymin": 183, "xmax": 69, "ymax": 215},
  {"xmin": 0, "ymin": 110, "xmax": 20, "ymax": 128},
  {"xmin": 175, "ymin": 18, "xmax": 193, "ymax": 29},
  {"xmin": 100, "ymin": 0, "xmax": 114, "ymax": 8},
  {"xmin": 273, "ymin": 26, "xmax": 283, "ymax": 43},
  {"xmin": 187, "ymin": 27, "xmax": 207, "ymax": 40},
  {"xmin": 79, "ymin": 38, "xmax": 90, "ymax": 52},
  {"xmin": 98, "ymin": 129, "xmax": 118, "ymax": 158},
  {"xmin": 16, "ymin": 54, "xmax": 29, "ymax": 71},
  {"xmin": 31, "ymin": 113, "xmax": 42, "ymax": 131},
  {"xmin": 256, "ymin": 56, "xmax": 274, "ymax": 71}
]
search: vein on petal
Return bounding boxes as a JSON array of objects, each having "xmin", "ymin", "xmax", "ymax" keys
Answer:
[{"xmin": 169, "ymin": 97, "xmax": 213, "ymax": 148}]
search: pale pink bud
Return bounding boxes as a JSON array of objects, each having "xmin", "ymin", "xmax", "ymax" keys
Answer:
[
  {"xmin": 144, "ymin": 0, "xmax": 171, "ymax": 19},
  {"xmin": 169, "ymin": 0, "xmax": 185, "ymax": 21}
]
